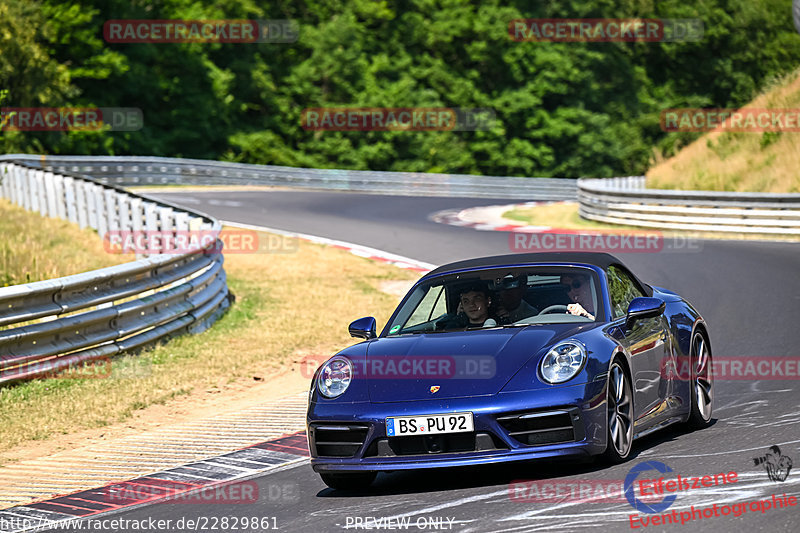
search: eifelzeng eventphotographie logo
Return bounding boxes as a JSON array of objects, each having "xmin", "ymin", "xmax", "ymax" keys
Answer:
[
  {"xmin": 624, "ymin": 461, "xmax": 678, "ymax": 514},
  {"xmin": 753, "ymin": 445, "xmax": 793, "ymax": 482}
]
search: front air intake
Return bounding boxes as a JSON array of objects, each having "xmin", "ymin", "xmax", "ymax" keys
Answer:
[
  {"xmin": 308, "ymin": 424, "xmax": 370, "ymax": 457},
  {"xmin": 496, "ymin": 408, "xmax": 582, "ymax": 446}
]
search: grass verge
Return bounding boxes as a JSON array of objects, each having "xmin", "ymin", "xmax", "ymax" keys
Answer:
[
  {"xmin": 503, "ymin": 202, "xmax": 800, "ymax": 242},
  {"xmin": 504, "ymin": 202, "xmax": 643, "ymax": 231},
  {"xmin": 0, "ymin": 198, "xmax": 133, "ymax": 286},
  {"xmin": 0, "ymin": 230, "xmax": 419, "ymax": 459},
  {"xmin": 647, "ymin": 68, "xmax": 800, "ymax": 193}
]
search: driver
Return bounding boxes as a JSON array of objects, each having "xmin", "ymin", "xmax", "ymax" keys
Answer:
[
  {"xmin": 560, "ymin": 273, "xmax": 595, "ymax": 320},
  {"xmin": 495, "ymin": 275, "xmax": 539, "ymax": 323}
]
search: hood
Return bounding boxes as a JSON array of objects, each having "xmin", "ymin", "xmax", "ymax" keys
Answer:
[{"xmin": 365, "ymin": 325, "xmax": 578, "ymax": 403}]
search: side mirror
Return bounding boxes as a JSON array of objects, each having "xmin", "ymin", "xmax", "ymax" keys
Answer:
[
  {"xmin": 625, "ymin": 297, "xmax": 665, "ymax": 329},
  {"xmin": 349, "ymin": 317, "xmax": 377, "ymax": 340}
]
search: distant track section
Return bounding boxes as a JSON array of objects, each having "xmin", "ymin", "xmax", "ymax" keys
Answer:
[{"xmin": 0, "ymin": 154, "xmax": 578, "ymax": 201}]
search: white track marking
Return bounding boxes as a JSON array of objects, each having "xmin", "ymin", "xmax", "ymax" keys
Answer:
[{"xmin": 221, "ymin": 220, "xmax": 436, "ymax": 271}]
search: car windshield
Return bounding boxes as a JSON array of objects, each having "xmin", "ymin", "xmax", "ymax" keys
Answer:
[{"xmin": 385, "ymin": 267, "xmax": 602, "ymax": 336}]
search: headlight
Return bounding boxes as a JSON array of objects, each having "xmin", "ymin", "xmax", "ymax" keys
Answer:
[
  {"xmin": 317, "ymin": 356, "xmax": 353, "ymax": 398},
  {"xmin": 540, "ymin": 341, "xmax": 586, "ymax": 384}
]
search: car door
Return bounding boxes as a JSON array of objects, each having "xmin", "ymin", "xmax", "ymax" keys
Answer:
[{"xmin": 606, "ymin": 265, "xmax": 670, "ymax": 421}]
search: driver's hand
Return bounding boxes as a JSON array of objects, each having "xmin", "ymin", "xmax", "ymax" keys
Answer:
[
  {"xmin": 494, "ymin": 305, "xmax": 512, "ymax": 325},
  {"xmin": 568, "ymin": 303, "xmax": 594, "ymax": 320},
  {"xmin": 495, "ymin": 305, "xmax": 509, "ymax": 320}
]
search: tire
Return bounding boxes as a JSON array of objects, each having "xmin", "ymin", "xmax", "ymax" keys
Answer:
[
  {"xmin": 319, "ymin": 472, "xmax": 377, "ymax": 490},
  {"xmin": 686, "ymin": 331, "xmax": 713, "ymax": 429},
  {"xmin": 601, "ymin": 360, "xmax": 634, "ymax": 464}
]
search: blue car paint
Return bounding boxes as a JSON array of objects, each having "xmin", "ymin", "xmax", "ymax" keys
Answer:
[{"xmin": 307, "ymin": 261, "xmax": 707, "ymax": 474}]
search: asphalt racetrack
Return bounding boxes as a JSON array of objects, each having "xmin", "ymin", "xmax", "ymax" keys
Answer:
[{"xmin": 51, "ymin": 190, "xmax": 800, "ymax": 532}]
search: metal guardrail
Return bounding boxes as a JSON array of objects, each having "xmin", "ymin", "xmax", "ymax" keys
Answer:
[
  {"xmin": 578, "ymin": 177, "xmax": 800, "ymax": 235},
  {"xmin": 0, "ymin": 154, "xmax": 578, "ymax": 200},
  {"xmin": 0, "ymin": 161, "xmax": 231, "ymax": 384}
]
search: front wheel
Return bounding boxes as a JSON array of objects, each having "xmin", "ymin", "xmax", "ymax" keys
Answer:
[
  {"xmin": 320, "ymin": 472, "xmax": 377, "ymax": 490},
  {"xmin": 601, "ymin": 360, "xmax": 634, "ymax": 463},
  {"xmin": 686, "ymin": 331, "xmax": 713, "ymax": 429}
]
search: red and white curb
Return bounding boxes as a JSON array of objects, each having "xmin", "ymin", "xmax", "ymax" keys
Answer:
[
  {"xmin": 0, "ymin": 433, "xmax": 309, "ymax": 533},
  {"xmin": 429, "ymin": 202, "xmax": 554, "ymax": 233}
]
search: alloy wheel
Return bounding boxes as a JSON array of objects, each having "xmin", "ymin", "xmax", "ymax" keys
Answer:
[{"xmin": 607, "ymin": 363, "xmax": 633, "ymax": 458}]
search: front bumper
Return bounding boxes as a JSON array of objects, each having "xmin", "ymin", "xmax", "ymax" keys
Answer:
[{"xmin": 307, "ymin": 380, "xmax": 607, "ymax": 473}]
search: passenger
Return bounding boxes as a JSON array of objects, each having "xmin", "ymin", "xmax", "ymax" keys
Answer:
[
  {"xmin": 560, "ymin": 273, "xmax": 595, "ymax": 320},
  {"xmin": 494, "ymin": 275, "xmax": 538, "ymax": 323},
  {"xmin": 458, "ymin": 283, "xmax": 497, "ymax": 328}
]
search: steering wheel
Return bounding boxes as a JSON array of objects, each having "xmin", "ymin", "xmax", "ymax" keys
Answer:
[
  {"xmin": 434, "ymin": 312, "xmax": 467, "ymax": 330},
  {"xmin": 538, "ymin": 304, "xmax": 569, "ymax": 315}
]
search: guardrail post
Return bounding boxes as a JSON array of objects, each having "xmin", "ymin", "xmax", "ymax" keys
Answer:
[
  {"xmin": 4, "ymin": 165, "xmax": 15, "ymax": 202},
  {"xmin": 128, "ymin": 197, "xmax": 143, "ymax": 257},
  {"xmin": 19, "ymin": 166, "xmax": 29, "ymax": 208},
  {"xmin": 188, "ymin": 215, "xmax": 204, "ymax": 232},
  {"xmin": 118, "ymin": 194, "xmax": 132, "ymax": 232},
  {"xmin": 36, "ymin": 170, "xmax": 48, "ymax": 216},
  {"xmin": 159, "ymin": 207, "xmax": 175, "ymax": 251},
  {"xmin": 105, "ymin": 189, "xmax": 119, "ymax": 232},
  {"xmin": 144, "ymin": 202, "xmax": 159, "ymax": 255},
  {"xmin": 85, "ymin": 182, "xmax": 98, "ymax": 230},
  {"xmin": 26, "ymin": 168, "xmax": 37, "ymax": 212},
  {"xmin": 11, "ymin": 165, "xmax": 23, "ymax": 206},
  {"xmin": 94, "ymin": 184, "xmax": 108, "ymax": 238},
  {"xmin": 0, "ymin": 163, "xmax": 9, "ymax": 200},
  {"xmin": 175, "ymin": 211, "xmax": 189, "ymax": 232},
  {"xmin": 53, "ymin": 172, "xmax": 67, "ymax": 220},
  {"xmin": 63, "ymin": 177, "xmax": 78, "ymax": 224},
  {"xmin": 2, "ymin": 164, "xmax": 11, "ymax": 202},
  {"xmin": 130, "ymin": 198, "xmax": 143, "ymax": 233},
  {"xmin": 75, "ymin": 180, "xmax": 89, "ymax": 229},
  {"xmin": 44, "ymin": 171, "xmax": 58, "ymax": 218}
]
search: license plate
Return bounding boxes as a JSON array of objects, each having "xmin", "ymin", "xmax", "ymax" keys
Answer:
[{"xmin": 385, "ymin": 412, "xmax": 474, "ymax": 437}]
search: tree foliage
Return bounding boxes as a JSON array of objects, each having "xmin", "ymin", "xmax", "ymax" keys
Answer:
[{"xmin": 2, "ymin": 0, "xmax": 799, "ymax": 177}]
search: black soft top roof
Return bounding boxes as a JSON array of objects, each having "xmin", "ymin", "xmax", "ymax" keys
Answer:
[
  {"xmin": 425, "ymin": 252, "xmax": 623, "ymax": 276},
  {"xmin": 424, "ymin": 252, "xmax": 652, "ymax": 296}
]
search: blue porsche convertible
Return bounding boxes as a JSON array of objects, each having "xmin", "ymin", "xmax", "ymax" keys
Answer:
[{"xmin": 307, "ymin": 252, "xmax": 713, "ymax": 490}]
